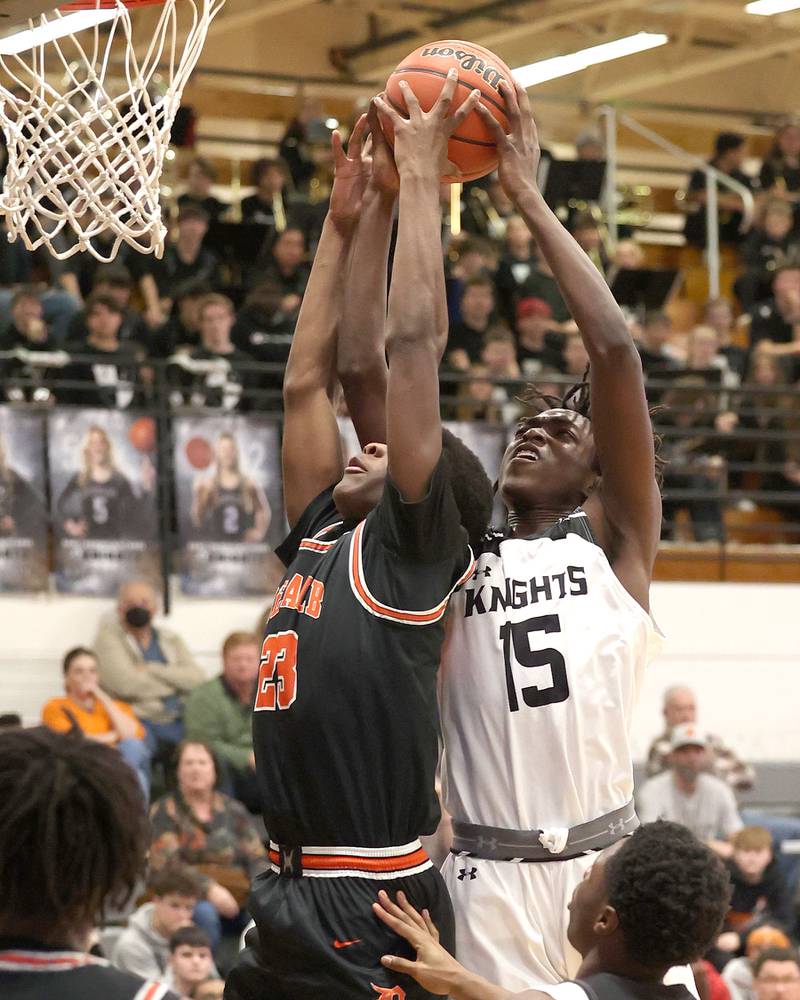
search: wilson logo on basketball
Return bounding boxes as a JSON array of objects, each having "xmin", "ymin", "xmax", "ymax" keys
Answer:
[{"xmin": 419, "ymin": 46, "xmax": 507, "ymax": 90}]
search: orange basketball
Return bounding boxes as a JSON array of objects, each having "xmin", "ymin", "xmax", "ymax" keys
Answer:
[
  {"xmin": 185, "ymin": 436, "xmax": 213, "ymax": 470},
  {"xmin": 128, "ymin": 416, "xmax": 156, "ymax": 452},
  {"xmin": 385, "ymin": 39, "xmax": 512, "ymax": 183}
]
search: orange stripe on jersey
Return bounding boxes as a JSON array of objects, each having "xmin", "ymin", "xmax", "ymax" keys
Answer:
[
  {"xmin": 348, "ymin": 521, "xmax": 475, "ymax": 625},
  {"xmin": 267, "ymin": 847, "xmax": 429, "ymax": 872}
]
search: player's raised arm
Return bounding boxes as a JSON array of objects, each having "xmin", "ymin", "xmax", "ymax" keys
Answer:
[
  {"xmin": 281, "ymin": 117, "xmax": 368, "ymax": 527},
  {"xmin": 374, "ymin": 73, "xmax": 480, "ymax": 500},
  {"xmin": 476, "ymin": 83, "xmax": 661, "ymax": 603},
  {"xmin": 336, "ymin": 102, "xmax": 398, "ymax": 448}
]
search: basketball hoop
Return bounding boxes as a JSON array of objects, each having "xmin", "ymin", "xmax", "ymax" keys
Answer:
[{"xmin": 0, "ymin": 0, "xmax": 225, "ymax": 262}]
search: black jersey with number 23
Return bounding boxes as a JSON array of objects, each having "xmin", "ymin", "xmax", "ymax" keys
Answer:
[{"xmin": 252, "ymin": 458, "xmax": 473, "ymax": 847}]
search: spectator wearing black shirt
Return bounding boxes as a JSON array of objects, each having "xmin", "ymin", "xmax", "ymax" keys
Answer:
[
  {"xmin": 64, "ymin": 265, "xmax": 149, "ymax": 348},
  {"xmin": 703, "ymin": 298, "xmax": 749, "ymax": 380},
  {"xmin": 169, "ymin": 293, "xmax": 254, "ymax": 412},
  {"xmin": 444, "ymin": 235, "xmax": 494, "ymax": 325},
  {"xmin": 446, "ymin": 274, "xmax": 495, "ymax": 367},
  {"xmin": 723, "ymin": 827, "xmax": 793, "ymax": 938},
  {"xmin": 494, "ymin": 214, "xmax": 535, "ymax": 325},
  {"xmin": 637, "ymin": 310, "xmax": 681, "ymax": 378},
  {"xmin": 759, "ymin": 123, "xmax": 800, "ymax": 232},
  {"xmin": 737, "ymin": 200, "xmax": 800, "ymax": 309},
  {"xmin": 177, "ymin": 158, "xmax": 228, "ymax": 223},
  {"xmin": 0, "ymin": 287, "xmax": 61, "ymax": 402},
  {"xmin": 59, "ymin": 293, "xmax": 143, "ymax": 408},
  {"xmin": 143, "ymin": 206, "xmax": 222, "ymax": 322},
  {"xmin": 153, "ymin": 282, "xmax": 209, "ymax": 358},
  {"xmin": 750, "ymin": 265, "xmax": 800, "ymax": 382},
  {"xmin": 516, "ymin": 250, "xmax": 571, "ymax": 323},
  {"xmin": 683, "ymin": 132, "xmax": 752, "ymax": 248},
  {"xmin": 240, "ymin": 157, "xmax": 290, "ymax": 227},
  {"xmin": 244, "ymin": 225, "xmax": 309, "ymax": 311}
]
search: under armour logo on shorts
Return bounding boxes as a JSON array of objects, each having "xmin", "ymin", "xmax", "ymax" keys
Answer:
[
  {"xmin": 371, "ymin": 983, "xmax": 406, "ymax": 998},
  {"xmin": 477, "ymin": 835, "xmax": 498, "ymax": 852},
  {"xmin": 607, "ymin": 819, "xmax": 625, "ymax": 836},
  {"xmin": 458, "ymin": 867, "xmax": 478, "ymax": 881}
]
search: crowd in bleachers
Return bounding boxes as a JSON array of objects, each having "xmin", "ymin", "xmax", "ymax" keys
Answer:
[{"xmin": 1, "ymin": 115, "xmax": 800, "ymax": 542}]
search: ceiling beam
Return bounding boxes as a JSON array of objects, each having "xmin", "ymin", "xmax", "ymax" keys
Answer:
[
  {"xmin": 593, "ymin": 32, "xmax": 800, "ymax": 101},
  {"xmin": 358, "ymin": 0, "xmax": 641, "ymax": 79}
]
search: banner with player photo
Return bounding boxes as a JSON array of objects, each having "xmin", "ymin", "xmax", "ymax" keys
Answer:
[
  {"xmin": 48, "ymin": 408, "xmax": 160, "ymax": 595},
  {"xmin": 0, "ymin": 406, "xmax": 48, "ymax": 592},
  {"xmin": 173, "ymin": 414, "xmax": 286, "ymax": 597}
]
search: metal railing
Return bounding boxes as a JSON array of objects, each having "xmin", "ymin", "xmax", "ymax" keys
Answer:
[{"xmin": 599, "ymin": 105, "xmax": 757, "ymax": 297}]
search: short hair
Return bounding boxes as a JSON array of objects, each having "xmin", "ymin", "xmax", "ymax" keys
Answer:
[
  {"xmin": 199, "ymin": 293, "xmax": 235, "ymax": 318},
  {"xmin": 606, "ymin": 820, "xmax": 731, "ymax": 968},
  {"xmin": 0, "ymin": 713, "xmax": 21, "ymax": 729},
  {"xmin": 251, "ymin": 156, "xmax": 289, "ymax": 186},
  {"xmin": 177, "ymin": 204, "xmax": 210, "ymax": 225},
  {"xmin": 732, "ymin": 826, "xmax": 774, "ymax": 852},
  {"xmin": 188, "ymin": 157, "xmax": 218, "ymax": 183},
  {"xmin": 222, "ymin": 630, "xmax": 260, "ymax": 657},
  {"xmin": 715, "ymin": 131, "xmax": 745, "ymax": 157},
  {"xmin": 147, "ymin": 864, "xmax": 203, "ymax": 900},
  {"xmin": 0, "ymin": 728, "xmax": 147, "ymax": 941},
  {"xmin": 440, "ymin": 428, "xmax": 494, "ymax": 551},
  {"xmin": 93, "ymin": 264, "xmax": 133, "ymax": 290},
  {"xmin": 62, "ymin": 645, "xmax": 96, "ymax": 675},
  {"xmin": 462, "ymin": 274, "xmax": 495, "ymax": 295},
  {"xmin": 483, "ymin": 324, "xmax": 515, "ymax": 347},
  {"xmin": 175, "ymin": 281, "xmax": 212, "ymax": 304},
  {"xmin": 753, "ymin": 948, "xmax": 800, "ymax": 979},
  {"xmin": 169, "ymin": 924, "xmax": 212, "ymax": 953},
  {"xmin": 10, "ymin": 285, "xmax": 41, "ymax": 309},
  {"xmin": 86, "ymin": 291, "xmax": 126, "ymax": 317}
]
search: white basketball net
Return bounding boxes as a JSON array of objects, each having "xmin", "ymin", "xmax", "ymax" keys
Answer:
[{"xmin": 0, "ymin": 0, "xmax": 225, "ymax": 261}]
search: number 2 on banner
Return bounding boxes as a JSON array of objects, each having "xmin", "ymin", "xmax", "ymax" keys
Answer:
[{"xmin": 255, "ymin": 631, "xmax": 298, "ymax": 711}]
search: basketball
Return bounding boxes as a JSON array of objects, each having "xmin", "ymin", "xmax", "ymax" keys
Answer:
[
  {"xmin": 185, "ymin": 435, "xmax": 213, "ymax": 469},
  {"xmin": 128, "ymin": 416, "xmax": 156, "ymax": 452},
  {"xmin": 385, "ymin": 39, "xmax": 513, "ymax": 183}
]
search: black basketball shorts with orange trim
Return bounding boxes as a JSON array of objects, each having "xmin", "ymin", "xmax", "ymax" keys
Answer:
[{"xmin": 224, "ymin": 864, "xmax": 454, "ymax": 1000}]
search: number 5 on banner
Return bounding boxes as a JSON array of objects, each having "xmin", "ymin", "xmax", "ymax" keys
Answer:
[{"xmin": 255, "ymin": 631, "xmax": 299, "ymax": 711}]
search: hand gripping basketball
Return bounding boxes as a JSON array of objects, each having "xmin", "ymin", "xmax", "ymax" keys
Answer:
[
  {"xmin": 474, "ymin": 79, "xmax": 541, "ymax": 203},
  {"xmin": 373, "ymin": 70, "xmax": 481, "ymax": 182}
]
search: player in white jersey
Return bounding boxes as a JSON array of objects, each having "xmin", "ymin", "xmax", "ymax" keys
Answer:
[{"xmin": 439, "ymin": 81, "xmax": 665, "ymax": 991}]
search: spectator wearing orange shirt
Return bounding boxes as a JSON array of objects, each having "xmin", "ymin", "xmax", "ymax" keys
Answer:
[{"xmin": 42, "ymin": 646, "xmax": 151, "ymax": 799}]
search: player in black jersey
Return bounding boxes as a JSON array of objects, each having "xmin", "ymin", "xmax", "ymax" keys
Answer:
[
  {"xmin": 0, "ymin": 727, "xmax": 179, "ymax": 1000},
  {"xmin": 373, "ymin": 821, "xmax": 732, "ymax": 1000},
  {"xmin": 56, "ymin": 424, "xmax": 154, "ymax": 541},
  {"xmin": 226, "ymin": 77, "xmax": 493, "ymax": 1000},
  {"xmin": 190, "ymin": 432, "xmax": 270, "ymax": 543}
]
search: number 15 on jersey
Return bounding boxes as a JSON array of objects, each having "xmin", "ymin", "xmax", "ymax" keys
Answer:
[{"xmin": 500, "ymin": 614, "xmax": 570, "ymax": 712}]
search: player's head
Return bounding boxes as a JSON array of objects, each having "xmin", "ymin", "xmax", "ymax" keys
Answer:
[
  {"xmin": 168, "ymin": 925, "xmax": 214, "ymax": 992},
  {"xmin": 82, "ymin": 424, "xmax": 114, "ymax": 473},
  {"xmin": 0, "ymin": 727, "xmax": 147, "ymax": 948},
  {"xmin": 215, "ymin": 432, "xmax": 240, "ymax": 472},
  {"xmin": 499, "ymin": 379, "xmax": 662, "ymax": 520},
  {"xmin": 567, "ymin": 821, "xmax": 731, "ymax": 977},
  {"xmin": 148, "ymin": 866, "xmax": 202, "ymax": 939},
  {"xmin": 331, "ymin": 429, "xmax": 494, "ymax": 549},
  {"xmin": 62, "ymin": 646, "xmax": 99, "ymax": 700}
]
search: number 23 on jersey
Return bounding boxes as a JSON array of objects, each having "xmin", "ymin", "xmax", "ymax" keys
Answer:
[{"xmin": 254, "ymin": 631, "xmax": 298, "ymax": 711}]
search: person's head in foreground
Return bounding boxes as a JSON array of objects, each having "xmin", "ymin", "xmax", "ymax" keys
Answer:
[
  {"xmin": 332, "ymin": 428, "xmax": 494, "ymax": 551},
  {"xmin": 0, "ymin": 727, "xmax": 148, "ymax": 949},
  {"xmin": 373, "ymin": 821, "xmax": 731, "ymax": 997},
  {"xmin": 752, "ymin": 949, "xmax": 800, "ymax": 1000},
  {"xmin": 168, "ymin": 925, "xmax": 214, "ymax": 996}
]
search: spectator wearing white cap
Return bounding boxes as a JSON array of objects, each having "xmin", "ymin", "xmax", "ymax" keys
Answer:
[{"xmin": 638, "ymin": 722, "xmax": 743, "ymax": 858}]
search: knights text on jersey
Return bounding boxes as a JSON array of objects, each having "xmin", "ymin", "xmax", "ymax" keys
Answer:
[
  {"xmin": 254, "ymin": 458, "xmax": 474, "ymax": 847},
  {"xmin": 441, "ymin": 512, "xmax": 662, "ymax": 831}
]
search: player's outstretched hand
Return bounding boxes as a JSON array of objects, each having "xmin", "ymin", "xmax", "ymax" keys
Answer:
[
  {"xmin": 373, "ymin": 890, "xmax": 464, "ymax": 995},
  {"xmin": 329, "ymin": 113, "xmax": 369, "ymax": 226},
  {"xmin": 366, "ymin": 98, "xmax": 400, "ymax": 196},
  {"xmin": 475, "ymin": 78, "xmax": 540, "ymax": 204},
  {"xmin": 373, "ymin": 69, "xmax": 481, "ymax": 182}
]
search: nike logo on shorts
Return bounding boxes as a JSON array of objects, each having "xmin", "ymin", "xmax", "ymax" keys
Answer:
[{"xmin": 333, "ymin": 938, "xmax": 362, "ymax": 949}]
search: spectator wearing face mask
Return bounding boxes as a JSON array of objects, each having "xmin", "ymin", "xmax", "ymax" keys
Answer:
[{"xmin": 94, "ymin": 578, "xmax": 206, "ymax": 753}]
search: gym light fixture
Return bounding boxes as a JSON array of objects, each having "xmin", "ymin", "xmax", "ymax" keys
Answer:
[
  {"xmin": 0, "ymin": 9, "xmax": 119, "ymax": 56},
  {"xmin": 513, "ymin": 31, "xmax": 669, "ymax": 88},
  {"xmin": 745, "ymin": 1, "xmax": 800, "ymax": 13}
]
